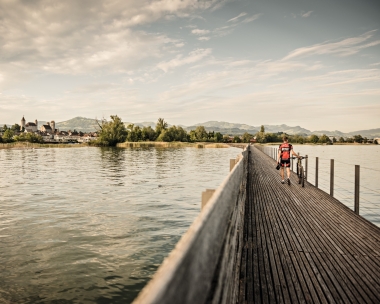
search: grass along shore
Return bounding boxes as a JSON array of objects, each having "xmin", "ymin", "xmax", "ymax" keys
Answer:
[
  {"xmin": 0, "ymin": 142, "xmax": 88, "ymax": 149},
  {"xmin": 116, "ymin": 142, "xmax": 230, "ymax": 148},
  {"xmin": 0, "ymin": 141, "xmax": 231, "ymax": 150}
]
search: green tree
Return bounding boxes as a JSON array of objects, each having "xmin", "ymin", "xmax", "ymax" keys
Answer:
[
  {"xmin": 214, "ymin": 132, "xmax": 223, "ymax": 142},
  {"xmin": 96, "ymin": 115, "xmax": 127, "ymax": 146},
  {"xmin": 374, "ymin": 139, "xmax": 378, "ymax": 145},
  {"xmin": 353, "ymin": 135, "xmax": 363, "ymax": 143},
  {"xmin": 141, "ymin": 126, "xmax": 156, "ymax": 141},
  {"xmin": 2, "ymin": 129, "xmax": 15, "ymax": 143},
  {"xmin": 194, "ymin": 126, "xmax": 208, "ymax": 141},
  {"xmin": 14, "ymin": 133, "xmax": 43, "ymax": 143},
  {"xmin": 233, "ymin": 136, "xmax": 241, "ymax": 143},
  {"xmin": 338, "ymin": 137, "xmax": 345, "ymax": 143},
  {"xmin": 332, "ymin": 137, "xmax": 337, "ymax": 143},
  {"xmin": 363, "ymin": 137, "xmax": 368, "ymax": 144},
  {"xmin": 318, "ymin": 134, "xmax": 331, "ymax": 144},
  {"xmin": 155, "ymin": 118, "xmax": 168, "ymax": 135},
  {"xmin": 346, "ymin": 137, "xmax": 354, "ymax": 143},
  {"xmin": 260, "ymin": 125, "xmax": 265, "ymax": 133},
  {"xmin": 11, "ymin": 124, "xmax": 21, "ymax": 132},
  {"xmin": 126, "ymin": 124, "xmax": 142, "ymax": 142},
  {"xmin": 242, "ymin": 132, "xmax": 252, "ymax": 143},
  {"xmin": 222, "ymin": 135, "xmax": 230, "ymax": 143},
  {"xmin": 309, "ymin": 134, "xmax": 319, "ymax": 144},
  {"xmin": 2, "ymin": 124, "xmax": 8, "ymax": 132}
]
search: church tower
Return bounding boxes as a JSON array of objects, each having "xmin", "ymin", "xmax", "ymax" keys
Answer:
[
  {"xmin": 51, "ymin": 120, "xmax": 56, "ymax": 134},
  {"xmin": 21, "ymin": 116, "xmax": 25, "ymax": 131}
]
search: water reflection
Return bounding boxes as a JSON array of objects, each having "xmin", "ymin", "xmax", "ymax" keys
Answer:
[{"xmin": 99, "ymin": 147, "xmax": 126, "ymax": 186}]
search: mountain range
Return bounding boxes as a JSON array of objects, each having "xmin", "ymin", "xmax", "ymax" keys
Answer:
[{"xmin": 3, "ymin": 117, "xmax": 380, "ymax": 138}]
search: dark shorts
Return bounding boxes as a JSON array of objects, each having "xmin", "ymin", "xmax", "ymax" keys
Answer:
[{"xmin": 280, "ymin": 159, "xmax": 290, "ymax": 167}]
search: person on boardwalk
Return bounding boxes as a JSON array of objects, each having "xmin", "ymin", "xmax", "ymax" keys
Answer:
[{"xmin": 277, "ymin": 136, "xmax": 299, "ymax": 185}]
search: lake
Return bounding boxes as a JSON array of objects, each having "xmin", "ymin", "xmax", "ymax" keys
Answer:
[
  {"xmin": 0, "ymin": 146, "xmax": 242, "ymax": 303},
  {"xmin": 1, "ymin": 145, "xmax": 379, "ymax": 303}
]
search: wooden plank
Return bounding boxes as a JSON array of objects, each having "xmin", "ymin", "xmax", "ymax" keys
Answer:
[{"xmin": 250, "ymin": 146, "xmax": 380, "ymax": 303}]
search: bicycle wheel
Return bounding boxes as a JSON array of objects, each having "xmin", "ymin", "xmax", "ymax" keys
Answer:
[{"xmin": 301, "ymin": 167, "xmax": 305, "ymax": 187}]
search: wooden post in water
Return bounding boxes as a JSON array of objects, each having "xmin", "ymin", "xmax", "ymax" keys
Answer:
[
  {"xmin": 355, "ymin": 165, "xmax": 360, "ymax": 215},
  {"xmin": 315, "ymin": 157, "xmax": 319, "ymax": 188},
  {"xmin": 201, "ymin": 189, "xmax": 215, "ymax": 210},
  {"xmin": 330, "ymin": 159, "xmax": 334, "ymax": 197},
  {"xmin": 230, "ymin": 159, "xmax": 236, "ymax": 171}
]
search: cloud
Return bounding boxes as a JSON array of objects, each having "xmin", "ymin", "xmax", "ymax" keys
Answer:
[
  {"xmin": 282, "ymin": 30, "xmax": 380, "ymax": 60},
  {"xmin": 157, "ymin": 48, "xmax": 212, "ymax": 72},
  {"xmin": 227, "ymin": 13, "xmax": 247, "ymax": 22},
  {"xmin": 302, "ymin": 11, "xmax": 313, "ymax": 18},
  {"xmin": 198, "ymin": 37, "xmax": 210, "ymax": 41},
  {"xmin": 191, "ymin": 29, "xmax": 211, "ymax": 35},
  {"xmin": 242, "ymin": 13, "xmax": 262, "ymax": 23},
  {"xmin": 0, "ymin": 0, "xmax": 225, "ymax": 77}
]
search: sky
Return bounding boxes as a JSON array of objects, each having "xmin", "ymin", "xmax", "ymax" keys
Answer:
[{"xmin": 1, "ymin": 0, "xmax": 380, "ymax": 132}]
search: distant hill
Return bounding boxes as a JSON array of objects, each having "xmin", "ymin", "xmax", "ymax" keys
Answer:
[
  {"xmin": 56, "ymin": 117, "xmax": 98, "ymax": 132},
  {"xmin": 12, "ymin": 117, "xmax": 377, "ymax": 138}
]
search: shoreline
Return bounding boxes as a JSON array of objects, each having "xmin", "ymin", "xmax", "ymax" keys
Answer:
[
  {"xmin": 0, "ymin": 142, "xmax": 89, "ymax": 149},
  {"xmin": 116, "ymin": 142, "xmax": 231, "ymax": 148}
]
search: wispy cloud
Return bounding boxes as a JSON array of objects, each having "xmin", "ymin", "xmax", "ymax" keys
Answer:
[
  {"xmin": 282, "ymin": 30, "xmax": 380, "ymax": 60},
  {"xmin": 242, "ymin": 13, "xmax": 262, "ymax": 23},
  {"xmin": 198, "ymin": 37, "xmax": 211, "ymax": 41},
  {"xmin": 191, "ymin": 29, "xmax": 210, "ymax": 35},
  {"xmin": 227, "ymin": 12, "xmax": 247, "ymax": 22},
  {"xmin": 157, "ymin": 48, "xmax": 212, "ymax": 72},
  {"xmin": 302, "ymin": 11, "xmax": 313, "ymax": 18}
]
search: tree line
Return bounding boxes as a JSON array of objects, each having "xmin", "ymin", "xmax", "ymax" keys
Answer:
[
  {"xmin": 0, "ymin": 124, "xmax": 43, "ymax": 143},
  {"xmin": 93, "ymin": 116, "xmax": 230, "ymax": 146},
  {"xmin": 1, "ymin": 117, "xmax": 378, "ymax": 146}
]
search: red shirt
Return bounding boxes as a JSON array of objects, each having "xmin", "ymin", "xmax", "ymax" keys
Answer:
[{"xmin": 279, "ymin": 143, "xmax": 292, "ymax": 160}]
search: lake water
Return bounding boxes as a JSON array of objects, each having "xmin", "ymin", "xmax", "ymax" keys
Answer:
[
  {"xmin": 269, "ymin": 144, "xmax": 380, "ymax": 226},
  {"xmin": 1, "ymin": 145, "xmax": 379, "ymax": 303},
  {"xmin": 0, "ymin": 146, "xmax": 242, "ymax": 303}
]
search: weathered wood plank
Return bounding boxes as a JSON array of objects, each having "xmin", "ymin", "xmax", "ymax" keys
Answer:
[{"xmin": 242, "ymin": 146, "xmax": 380, "ymax": 304}]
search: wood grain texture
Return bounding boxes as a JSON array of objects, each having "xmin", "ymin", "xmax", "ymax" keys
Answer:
[{"xmin": 238, "ymin": 146, "xmax": 380, "ymax": 304}]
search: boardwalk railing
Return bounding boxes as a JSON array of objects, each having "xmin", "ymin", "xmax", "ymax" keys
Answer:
[
  {"xmin": 258, "ymin": 145, "xmax": 380, "ymax": 226},
  {"xmin": 133, "ymin": 145, "xmax": 250, "ymax": 304}
]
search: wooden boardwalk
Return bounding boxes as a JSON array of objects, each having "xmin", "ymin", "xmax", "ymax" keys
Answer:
[{"xmin": 239, "ymin": 147, "xmax": 380, "ymax": 303}]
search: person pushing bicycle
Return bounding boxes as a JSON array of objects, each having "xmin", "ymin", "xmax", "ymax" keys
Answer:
[{"xmin": 277, "ymin": 136, "xmax": 300, "ymax": 185}]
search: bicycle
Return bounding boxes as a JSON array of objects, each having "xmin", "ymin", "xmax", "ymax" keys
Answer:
[{"xmin": 291, "ymin": 155, "xmax": 308, "ymax": 187}]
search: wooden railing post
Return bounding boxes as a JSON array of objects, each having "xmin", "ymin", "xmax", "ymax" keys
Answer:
[
  {"xmin": 330, "ymin": 159, "xmax": 334, "ymax": 197},
  {"xmin": 291, "ymin": 157, "xmax": 294, "ymax": 172},
  {"xmin": 315, "ymin": 157, "xmax": 319, "ymax": 188},
  {"xmin": 355, "ymin": 165, "xmax": 360, "ymax": 215},
  {"xmin": 305, "ymin": 155, "xmax": 308, "ymax": 180}
]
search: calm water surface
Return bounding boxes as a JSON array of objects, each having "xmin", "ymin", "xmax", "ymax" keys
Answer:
[{"xmin": 0, "ymin": 146, "xmax": 241, "ymax": 303}]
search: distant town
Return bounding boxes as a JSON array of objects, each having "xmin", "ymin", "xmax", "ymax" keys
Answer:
[{"xmin": 1, "ymin": 116, "xmax": 98, "ymax": 143}]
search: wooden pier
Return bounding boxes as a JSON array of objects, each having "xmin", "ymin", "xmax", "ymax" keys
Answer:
[{"xmin": 133, "ymin": 145, "xmax": 380, "ymax": 304}]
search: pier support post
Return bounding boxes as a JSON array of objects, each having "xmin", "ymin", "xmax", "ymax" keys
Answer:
[
  {"xmin": 355, "ymin": 165, "xmax": 360, "ymax": 215},
  {"xmin": 201, "ymin": 189, "xmax": 215, "ymax": 210},
  {"xmin": 315, "ymin": 157, "xmax": 319, "ymax": 188},
  {"xmin": 230, "ymin": 159, "xmax": 236, "ymax": 171},
  {"xmin": 330, "ymin": 159, "xmax": 334, "ymax": 197}
]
